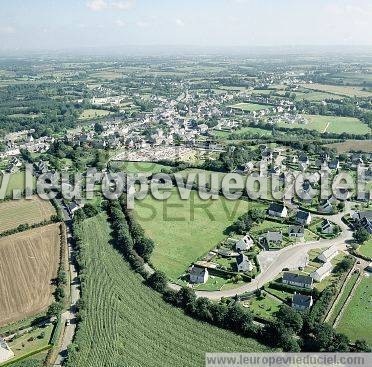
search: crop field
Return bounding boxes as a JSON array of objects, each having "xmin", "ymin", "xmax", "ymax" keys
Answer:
[
  {"xmin": 0, "ymin": 224, "xmax": 60, "ymax": 327},
  {"xmin": 229, "ymin": 102, "xmax": 270, "ymax": 112},
  {"xmin": 326, "ymin": 140, "xmax": 372, "ymax": 153},
  {"xmin": 78, "ymin": 108, "xmax": 112, "ymax": 120},
  {"xmin": 134, "ymin": 188, "xmax": 265, "ymax": 279},
  {"xmin": 177, "ymin": 168, "xmax": 273, "ymax": 199},
  {"xmin": 294, "ymin": 90, "xmax": 343, "ymax": 101},
  {"xmin": 0, "ymin": 196, "xmax": 56, "ymax": 233},
  {"xmin": 214, "ymin": 126, "xmax": 273, "ymax": 138},
  {"xmin": 68, "ymin": 214, "xmax": 271, "ymax": 367},
  {"xmin": 301, "ymin": 83, "xmax": 372, "ymax": 98},
  {"xmin": 336, "ymin": 276, "xmax": 372, "ymax": 344},
  {"xmin": 0, "ymin": 172, "xmax": 36, "ymax": 198},
  {"xmin": 277, "ymin": 114, "xmax": 370, "ymax": 135}
]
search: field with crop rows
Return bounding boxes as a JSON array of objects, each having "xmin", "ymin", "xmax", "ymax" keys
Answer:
[
  {"xmin": 0, "ymin": 196, "xmax": 55, "ymax": 233},
  {"xmin": 68, "ymin": 213, "xmax": 271, "ymax": 367}
]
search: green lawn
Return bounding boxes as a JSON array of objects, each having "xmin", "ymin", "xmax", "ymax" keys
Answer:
[
  {"xmin": 8, "ymin": 324, "xmax": 53, "ymax": 359},
  {"xmin": 277, "ymin": 114, "xmax": 370, "ymax": 135},
  {"xmin": 242, "ymin": 295, "xmax": 282, "ymax": 321},
  {"xmin": 213, "ymin": 126, "xmax": 273, "ymax": 139},
  {"xmin": 177, "ymin": 168, "xmax": 273, "ymax": 199},
  {"xmin": 68, "ymin": 213, "xmax": 271, "ymax": 367},
  {"xmin": 265, "ymin": 286, "xmax": 293, "ymax": 302},
  {"xmin": 78, "ymin": 108, "xmax": 112, "ymax": 120},
  {"xmin": 294, "ymin": 91, "xmax": 343, "ymax": 101},
  {"xmin": 111, "ymin": 160, "xmax": 172, "ymax": 174},
  {"xmin": 358, "ymin": 239, "xmax": 372, "ymax": 259},
  {"xmin": 336, "ymin": 276, "xmax": 372, "ymax": 344},
  {"xmin": 229, "ymin": 102, "xmax": 270, "ymax": 112},
  {"xmin": 134, "ymin": 189, "xmax": 265, "ymax": 279},
  {"xmin": 0, "ymin": 172, "xmax": 36, "ymax": 198},
  {"xmin": 328, "ymin": 271, "xmax": 359, "ymax": 325}
]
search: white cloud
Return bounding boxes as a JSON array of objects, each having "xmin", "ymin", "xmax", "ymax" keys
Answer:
[
  {"xmin": 115, "ymin": 19, "xmax": 126, "ymax": 27},
  {"xmin": 0, "ymin": 26, "xmax": 15, "ymax": 34},
  {"xmin": 136, "ymin": 20, "xmax": 150, "ymax": 28},
  {"xmin": 112, "ymin": 1, "xmax": 135, "ymax": 11},
  {"xmin": 174, "ymin": 18, "xmax": 185, "ymax": 27},
  {"xmin": 86, "ymin": 0, "xmax": 108, "ymax": 11},
  {"xmin": 87, "ymin": 0, "xmax": 134, "ymax": 11}
]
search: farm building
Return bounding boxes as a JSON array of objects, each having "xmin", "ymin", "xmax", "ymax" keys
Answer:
[
  {"xmin": 310, "ymin": 262, "xmax": 333, "ymax": 282},
  {"xmin": 189, "ymin": 266, "xmax": 209, "ymax": 284},
  {"xmin": 236, "ymin": 254, "xmax": 253, "ymax": 272},
  {"xmin": 283, "ymin": 272, "xmax": 313, "ymax": 289},
  {"xmin": 268, "ymin": 203, "xmax": 288, "ymax": 218},
  {"xmin": 292, "ymin": 293, "xmax": 313, "ymax": 310},
  {"xmin": 0, "ymin": 337, "xmax": 14, "ymax": 363},
  {"xmin": 318, "ymin": 245, "xmax": 339, "ymax": 263}
]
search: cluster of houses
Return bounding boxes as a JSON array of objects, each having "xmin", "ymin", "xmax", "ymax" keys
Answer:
[
  {"xmin": 0, "ymin": 132, "xmax": 54, "ymax": 161},
  {"xmin": 189, "ymin": 234, "xmax": 255, "ymax": 284},
  {"xmin": 281, "ymin": 244, "xmax": 340, "ymax": 310},
  {"xmin": 352, "ymin": 210, "xmax": 372, "ymax": 234}
]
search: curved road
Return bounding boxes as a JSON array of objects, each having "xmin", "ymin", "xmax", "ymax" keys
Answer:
[{"xmin": 169, "ymin": 209, "xmax": 353, "ymax": 300}]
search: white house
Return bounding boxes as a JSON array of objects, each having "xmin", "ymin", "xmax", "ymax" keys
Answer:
[
  {"xmin": 295, "ymin": 210, "xmax": 312, "ymax": 226},
  {"xmin": 268, "ymin": 203, "xmax": 288, "ymax": 218},
  {"xmin": 318, "ymin": 245, "xmax": 339, "ymax": 263},
  {"xmin": 310, "ymin": 262, "xmax": 333, "ymax": 282},
  {"xmin": 189, "ymin": 266, "xmax": 209, "ymax": 284},
  {"xmin": 236, "ymin": 254, "xmax": 253, "ymax": 272},
  {"xmin": 321, "ymin": 220, "xmax": 335, "ymax": 234},
  {"xmin": 0, "ymin": 337, "xmax": 14, "ymax": 364},
  {"xmin": 235, "ymin": 234, "xmax": 254, "ymax": 252}
]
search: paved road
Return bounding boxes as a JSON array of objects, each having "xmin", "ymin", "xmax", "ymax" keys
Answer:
[
  {"xmin": 53, "ymin": 201, "xmax": 81, "ymax": 367},
  {"xmin": 168, "ymin": 209, "xmax": 354, "ymax": 300}
]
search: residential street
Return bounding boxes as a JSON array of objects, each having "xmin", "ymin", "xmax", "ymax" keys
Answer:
[{"xmin": 195, "ymin": 210, "xmax": 353, "ymax": 299}]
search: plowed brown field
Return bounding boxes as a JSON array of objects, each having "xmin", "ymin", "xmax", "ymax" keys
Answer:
[
  {"xmin": 0, "ymin": 196, "xmax": 55, "ymax": 233},
  {"xmin": 0, "ymin": 224, "xmax": 60, "ymax": 326}
]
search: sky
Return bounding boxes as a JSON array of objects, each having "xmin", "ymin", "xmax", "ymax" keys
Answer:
[{"xmin": 0, "ymin": 0, "xmax": 372, "ymax": 51}]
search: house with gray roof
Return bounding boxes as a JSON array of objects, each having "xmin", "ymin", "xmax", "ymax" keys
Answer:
[
  {"xmin": 295, "ymin": 210, "xmax": 312, "ymax": 226},
  {"xmin": 266, "ymin": 231, "xmax": 283, "ymax": 244},
  {"xmin": 189, "ymin": 265, "xmax": 209, "ymax": 284},
  {"xmin": 288, "ymin": 225, "xmax": 305, "ymax": 238},
  {"xmin": 236, "ymin": 254, "xmax": 253, "ymax": 272},
  {"xmin": 292, "ymin": 293, "xmax": 313, "ymax": 310},
  {"xmin": 268, "ymin": 203, "xmax": 288, "ymax": 218},
  {"xmin": 283, "ymin": 272, "xmax": 313, "ymax": 288}
]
